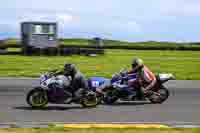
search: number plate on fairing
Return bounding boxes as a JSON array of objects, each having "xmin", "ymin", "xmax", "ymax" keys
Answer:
[{"xmin": 92, "ymin": 81, "xmax": 100, "ymax": 87}]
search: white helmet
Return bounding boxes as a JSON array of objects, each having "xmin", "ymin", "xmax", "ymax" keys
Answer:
[{"xmin": 132, "ymin": 58, "xmax": 144, "ymax": 68}]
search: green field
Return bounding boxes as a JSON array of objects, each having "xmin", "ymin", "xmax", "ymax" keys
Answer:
[
  {"xmin": 0, "ymin": 127, "xmax": 199, "ymax": 133},
  {"xmin": 59, "ymin": 39, "xmax": 200, "ymax": 50},
  {"xmin": 60, "ymin": 38, "xmax": 197, "ymax": 46},
  {"xmin": 0, "ymin": 50, "xmax": 199, "ymax": 79}
]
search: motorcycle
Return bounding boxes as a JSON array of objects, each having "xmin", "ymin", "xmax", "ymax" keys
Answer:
[
  {"xmin": 26, "ymin": 73, "xmax": 98, "ymax": 108},
  {"xmin": 88, "ymin": 69, "xmax": 175, "ymax": 104}
]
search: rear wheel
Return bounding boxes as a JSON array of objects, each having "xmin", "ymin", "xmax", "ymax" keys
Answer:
[
  {"xmin": 26, "ymin": 87, "xmax": 48, "ymax": 108},
  {"xmin": 148, "ymin": 86, "xmax": 170, "ymax": 104},
  {"xmin": 103, "ymin": 90, "xmax": 119, "ymax": 104}
]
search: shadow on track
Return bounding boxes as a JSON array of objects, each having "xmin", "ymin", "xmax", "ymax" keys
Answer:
[
  {"xmin": 102, "ymin": 101, "xmax": 151, "ymax": 106},
  {"xmin": 14, "ymin": 102, "xmax": 151, "ymax": 111},
  {"xmin": 13, "ymin": 106, "xmax": 83, "ymax": 111}
]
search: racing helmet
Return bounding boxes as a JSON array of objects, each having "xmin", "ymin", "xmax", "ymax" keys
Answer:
[
  {"xmin": 131, "ymin": 58, "xmax": 144, "ymax": 69},
  {"xmin": 64, "ymin": 63, "xmax": 77, "ymax": 76}
]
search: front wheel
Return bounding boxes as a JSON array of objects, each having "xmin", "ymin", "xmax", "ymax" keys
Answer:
[
  {"xmin": 80, "ymin": 92, "xmax": 98, "ymax": 108},
  {"xmin": 96, "ymin": 92, "xmax": 104, "ymax": 104},
  {"xmin": 26, "ymin": 87, "xmax": 48, "ymax": 108},
  {"xmin": 148, "ymin": 86, "xmax": 170, "ymax": 104}
]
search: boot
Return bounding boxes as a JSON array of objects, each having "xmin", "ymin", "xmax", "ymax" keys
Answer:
[{"xmin": 136, "ymin": 88, "xmax": 145, "ymax": 101}]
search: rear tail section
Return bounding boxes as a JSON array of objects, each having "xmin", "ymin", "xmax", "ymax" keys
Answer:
[{"xmin": 157, "ymin": 73, "xmax": 175, "ymax": 84}]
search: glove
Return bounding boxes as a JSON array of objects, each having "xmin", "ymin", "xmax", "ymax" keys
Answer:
[
  {"xmin": 120, "ymin": 71, "xmax": 127, "ymax": 77},
  {"xmin": 119, "ymin": 68, "xmax": 128, "ymax": 76}
]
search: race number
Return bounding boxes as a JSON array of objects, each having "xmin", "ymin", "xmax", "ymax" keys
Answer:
[{"xmin": 92, "ymin": 81, "xmax": 99, "ymax": 87}]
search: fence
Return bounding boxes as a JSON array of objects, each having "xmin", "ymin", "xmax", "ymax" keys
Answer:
[
  {"xmin": 0, "ymin": 44, "xmax": 104, "ymax": 56},
  {"xmin": 1, "ymin": 42, "xmax": 200, "ymax": 56}
]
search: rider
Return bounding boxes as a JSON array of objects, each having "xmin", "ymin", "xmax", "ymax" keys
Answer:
[
  {"xmin": 53, "ymin": 63, "xmax": 89, "ymax": 98},
  {"xmin": 128, "ymin": 58, "xmax": 157, "ymax": 100}
]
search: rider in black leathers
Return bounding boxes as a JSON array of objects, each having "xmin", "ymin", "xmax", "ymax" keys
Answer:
[{"xmin": 53, "ymin": 63, "xmax": 89, "ymax": 98}]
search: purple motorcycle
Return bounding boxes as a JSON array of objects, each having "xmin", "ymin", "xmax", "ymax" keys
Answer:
[{"xmin": 26, "ymin": 74, "xmax": 98, "ymax": 108}]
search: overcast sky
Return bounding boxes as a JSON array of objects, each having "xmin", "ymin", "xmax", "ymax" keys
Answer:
[{"xmin": 1, "ymin": 0, "xmax": 200, "ymax": 42}]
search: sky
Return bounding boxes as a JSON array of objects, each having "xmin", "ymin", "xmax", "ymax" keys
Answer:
[{"xmin": 1, "ymin": 0, "xmax": 200, "ymax": 42}]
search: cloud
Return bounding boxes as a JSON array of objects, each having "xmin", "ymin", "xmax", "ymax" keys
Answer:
[
  {"xmin": 151, "ymin": 0, "xmax": 200, "ymax": 17},
  {"xmin": 17, "ymin": 12, "xmax": 75, "ymax": 23},
  {"xmin": 1, "ymin": 0, "xmax": 200, "ymax": 41},
  {"xmin": 55, "ymin": 13, "xmax": 75, "ymax": 27},
  {"xmin": 10, "ymin": 12, "xmax": 76, "ymax": 30},
  {"xmin": 18, "ymin": 14, "xmax": 48, "ymax": 22},
  {"xmin": 56, "ymin": 14, "xmax": 73, "ymax": 22}
]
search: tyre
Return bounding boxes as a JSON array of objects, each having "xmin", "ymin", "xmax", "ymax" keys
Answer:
[
  {"xmin": 148, "ymin": 86, "xmax": 170, "ymax": 104},
  {"xmin": 103, "ymin": 90, "xmax": 119, "ymax": 104},
  {"xmin": 103, "ymin": 96, "xmax": 118, "ymax": 104},
  {"xmin": 26, "ymin": 87, "xmax": 48, "ymax": 108},
  {"xmin": 96, "ymin": 92, "xmax": 104, "ymax": 104},
  {"xmin": 80, "ymin": 92, "xmax": 98, "ymax": 108}
]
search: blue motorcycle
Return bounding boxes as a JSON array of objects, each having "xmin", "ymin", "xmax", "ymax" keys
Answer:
[{"xmin": 88, "ymin": 69, "xmax": 174, "ymax": 104}]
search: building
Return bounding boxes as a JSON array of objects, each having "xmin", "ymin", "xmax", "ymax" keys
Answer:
[{"xmin": 21, "ymin": 22, "xmax": 58, "ymax": 49}]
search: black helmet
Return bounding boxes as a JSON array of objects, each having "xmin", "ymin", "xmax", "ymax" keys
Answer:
[{"xmin": 64, "ymin": 64, "xmax": 77, "ymax": 76}]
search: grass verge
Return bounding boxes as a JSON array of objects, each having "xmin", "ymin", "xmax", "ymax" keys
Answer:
[
  {"xmin": 6, "ymin": 48, "xmax": 21, "ymax": 52},
  {"xmin": 0, "ymin": 127, "xmax": 200, "ymax": 133},
  {"xmin": 0, "ymin": 50, "xmax": 199, "ymax": 79}
]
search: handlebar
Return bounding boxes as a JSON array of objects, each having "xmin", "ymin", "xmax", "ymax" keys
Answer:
[{"xmin": 112, "ymin": 68, "xmax": 128, "ymax": 78}]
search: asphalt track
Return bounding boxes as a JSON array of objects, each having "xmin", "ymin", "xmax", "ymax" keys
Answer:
[{"xmin": 0, "ymin": 79, "xmax": 200, "ymax": 126}]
